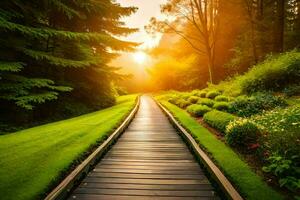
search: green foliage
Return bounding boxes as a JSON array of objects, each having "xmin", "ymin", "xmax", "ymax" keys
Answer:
[
  {"xmin": 0, "ymin": 95, "xmax": 137, "ymax": 199},
  {"xmin": 192, "ymin": 90, "xmax": 207, "ymax": 98},
  {"xmin": 213, "ymin": 102, "xmax": 230, "ymax": 111},
  {"xmin": 205, "ymin": 90, "xmax": 221, "ymax": 99},
  {"xmin": 168, "ymin": 96, "xmax": 180, "ymax": 105},
  {"xmin": 215, "ymin": 95, "xmax": 229, "ymax": 102},
  {"xmin": 208, "ymin": 51, "xmax": 300, "ymax": 97},
  {"xmin": 203, "ymin": 110, "xmax": 236, "ymax": 133},
  {"xmin": 229, "ymin": 92, "xmax": 287, "ymax": 117},
  {"xmin": 21, "ymin": 48, "xmax": 100, "ymax": 68},
  {"xmin": 190, "ymin": 89, "xmax": 202, "ymax": 96},
  {"xmin": 187, "ymin": 96, "xmax": 199, "ymax": 104},
  {"xmin": 239, "ymin": 51, "xmax": 300, "ymax": 93},
  {"xmin": 197, "ymin": 98, "xmax": 215, "ymax": 107},
  {"xmin": 251, "ymin": 106, "xmax": 300, "ymax": 161},
  {"xmin": 225, "ymin": 118, "xmax": 260, "ymax": 147},
  {"xmin": 199, "ymin": 91, "xmax": 207, "ymax": 98},
  {"xmin": 187, "ymin": 104, "xmax": 212, "ymax": 117},
  {"xmin": 177, "ymin": 99, "xmax": 191, "ymax": 108},
  {"xmin": 0, "ymin": 76, "xmax": 72, "ymax": 109},
  {"xmin": 283, "ymin": 85, "xmax": 300, "ymax": 97},
  {"xmin": 0, "ymin": 61, "xmax": 24, "ymax": 72},
  {"xmin": 0, "ymin": 0, "xmax": 137, "ymax": 115},
  {"xmin": 159, "ymin": 100, "xmax": 283, "ymax": 200},
  {"xmin": 263, "ymin": 154, "xmax": 300, "ymax": 191}
]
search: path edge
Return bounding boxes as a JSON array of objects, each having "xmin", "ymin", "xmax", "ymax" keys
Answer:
[
  {"xmin": 44, "ymin": 96, "xmax": 140, "ymax": 200},
  {"xmin": 155, "ymin": 98, "xmax": 244, "ymax": 200}
]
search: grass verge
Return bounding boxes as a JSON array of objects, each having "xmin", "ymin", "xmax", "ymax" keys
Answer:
[
  {"xmin": 0, "ymin": 94, "xmax": 138, "ymax": 200},
  {"xmin": 159, "ymin": 100, "xmax": 283, "ymax": 200}
]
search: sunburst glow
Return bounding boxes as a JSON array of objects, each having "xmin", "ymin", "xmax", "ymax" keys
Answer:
[{"xmin": 133, "ymin": 51, "xmax": 147, "ymax": 64}]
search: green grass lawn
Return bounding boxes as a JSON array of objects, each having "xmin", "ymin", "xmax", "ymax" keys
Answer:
[
  {"xmin": 158, "ymin": 100, "xmax": 283, "ymax": 200},
  {"xmin": 0, "ymin": 94, "xmax": 138, "ymax": 200}
]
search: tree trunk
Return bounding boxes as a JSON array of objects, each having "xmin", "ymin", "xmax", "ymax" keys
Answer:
[{"xmin": 274, "ymin": 0, "xmax": 285, "ymax": 52}]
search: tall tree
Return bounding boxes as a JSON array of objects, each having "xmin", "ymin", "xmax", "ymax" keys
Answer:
[
  {"xmin": 274, "ymin": 0, "xmax": 285, "ymax": 52},
  {"xmin": 146, "ymin": 0, "xmax": 220, "ymax": 84},
  {"xmin": 0, "ymin": 0, "xmax": 137, "ymax": 127}
]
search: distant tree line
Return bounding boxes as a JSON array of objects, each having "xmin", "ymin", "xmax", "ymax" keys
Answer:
[
  {"xmin": 146, "ymin": 0, "xmax": 300, "ymax": 90},
  {"xmin": 0, "ymin": 0, "xmax": 137, "ymax": 131}
]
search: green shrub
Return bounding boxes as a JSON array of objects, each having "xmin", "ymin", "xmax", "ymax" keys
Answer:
[
  {"xmin": 188, "ymin": 96, "xmax": 200, "ymax": 104},
  {"xmin": 213, "ymin": 102, "xmax": 230, "ymax": 111},
  {"xmin": 225, "ymin": 118, "xmax": 260, "ymax": 147},
  {"xmin": 203, "ymin": 110, "xmax": 236, "ymax": 133},
  {"xmin": 198, "ymin": 98, "xmax": 215, "ymax": 107},
  {"xmin": 168, "ymin": 96, "xmax": 180, "ymax": 105},
  {"xmin": 240, "ymin": 51, "xmax": 300, "ymax": 93},
  {"xmin": 215, "ymin": 95, "xmax": 229, "ymax": 102},
  {"xmin": 199, "ymin": 91, "xmax": 207, "ymax": 98},
  {"xmin": 191, "ymin": 90, "xmax": 202, "ymax": 97},
  {"xmin": 283, "ymin": 84, "xmax": 300, "ymax": 97},
  {"xmin": 206, "ymin": 90, "xmax": 221, "ymax": 99},
  {"xmin": 187, "ymin": 104, "xmax": 212, "ymax": 117},
  {"xmin": 229, "ymin": 92, "xmax": 287, "ymax": 117},
  {"xmin": 177, "ymin": 99, "xmax": 191, "ymax": 108},
  {"xmin": 251, "ymin": 105, "xmax": 300, "ymax": 161},
  {"xmin": 181, "ymin": 93, "xmax": 191, "ymax": 100},
  {"xmin": 263, "ymin": 154, "xmax": 300, "ymax": 192}
]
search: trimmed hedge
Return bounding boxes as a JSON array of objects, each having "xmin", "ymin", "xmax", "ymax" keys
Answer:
[
  {"xmin": 203, "ymin": 110, "xmax": 237, "ymax": 133},
  {"xmin": 213, "ymin": 102, "xmax": 230, "ymax": 111},
  {"xmin": 198, "ymin": 98, "xmax": 215, "ymax": 107},
  {"xmin": 199, "ymin": 91, "xmax": 207, "ymax": 98},
  {"xmin": 226, "ymin": 119, "xmax": 260, "ymax": 147},
  {"xmin": 188, "ymin": 96, "xmax": 200, "ymax": 104},
  {"xmin": 215, "ymin": 95, "xmax": 229, "ymax": 102},
  {"xmin": 187, "ymin": 104, "xmax": 212, "ymax": 117},
  {"xmin": 206, "ymin": 90, "xmax": 221, "ymax": 99},
  {"xmin": 177, "ymin": 99, "xmax": 191, "ymax": 108}
]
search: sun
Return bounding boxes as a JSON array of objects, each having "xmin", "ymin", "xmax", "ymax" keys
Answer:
[{"xmin": 133, "ymin": 51, "xmax": 147, "ymax": 64}]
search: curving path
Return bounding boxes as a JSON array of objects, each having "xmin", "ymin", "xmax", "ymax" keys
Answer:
[{"xmin": 69, "ymin": 96, "xmax": 219, "ymax": 200}]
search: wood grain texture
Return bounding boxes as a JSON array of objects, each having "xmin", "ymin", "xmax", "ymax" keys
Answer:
[
  {"xmin": 69, "ymin": 96, "xmax": 219, "ymax": 200},
  {"xmin": 157, "ymin": 99, "xmax": 244, "ymax": 200}
]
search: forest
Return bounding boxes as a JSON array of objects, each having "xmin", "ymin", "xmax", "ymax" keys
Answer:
[
  {"xmin": 0, "ymin": 0, "xmax": 299, "ymax": 200},
  {"xmin": 0, "ymin": 0, "xmax": 137, "ymax": 132}
]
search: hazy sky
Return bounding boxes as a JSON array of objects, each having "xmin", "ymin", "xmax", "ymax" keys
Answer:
[
  {"xmin": 112, "ymin": 0, "xmax": 167, "ymax": 76},
  {"xmin": 116, "ymin": 0, "xmax": 166, "ymax": 48}
]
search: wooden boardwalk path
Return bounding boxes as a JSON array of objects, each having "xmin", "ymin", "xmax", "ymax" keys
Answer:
[{"xmin": 69, "ymin": 96, "xmax": 219, "ymax": 200}]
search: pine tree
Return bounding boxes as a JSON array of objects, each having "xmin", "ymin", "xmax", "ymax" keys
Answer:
[{"xmin": 0, "ymin": 0, "xmax": 137, "ymax": 112}]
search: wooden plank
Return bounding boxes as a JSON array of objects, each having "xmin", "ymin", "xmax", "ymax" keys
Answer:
[
  {"xmin": 157, "ymin": 99, "xmax": 244, "ymax": 200},
  {"xmin": 68, "ymin": 194, "xmax": 217, "ymax": 200},
  {"xmin": 45, "ymin": 97, "xmax": 140, "ymax": 200},
  {"xmin": 83, "ymin": 177, "xmax": 211, "ymax": 185},
  {"xmin": 92, "ymin": 168, "xmax": 204, "ymax": 175},
  {"xmin": 86, "ymin": 173, "xmax": 207, "ymax": 180},
  {"xmin": 78, "ymin": 183, "xmax": 213, "ymax": 191},
  {"xmin": 74, "ymin": 188, "xmax": 215, "ymax": 197},
  {"xmin": 101, "ymin": 158, "xmax": 196, "ymax": 163},
  {"xmin": 94, "ymin": 165, "xmax": 198, "ymax": 170},
  {"xmin": 66, "ymin": 96, "xmax": 219, "ymax": 200},
  {"xmin": 99, "ymin": 161, "xmax": 198, "ymax": 166}
]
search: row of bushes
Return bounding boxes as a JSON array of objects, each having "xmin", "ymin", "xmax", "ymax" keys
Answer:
[
  {"xmin": 229, "ymin": 92, "xmax": 287, "ymax": 117},
  {"xmin": 203, "ymin": 110, "xmax": 236, "ymax": 133},
  {"xmin": 161, "ymin": 51, "xmax": 300, "ymax": 194},
  {"xmin": 168, "ymin": 91, "xmax": 232, "ymax": 112},
  {"xmin": 202, "ymin": 106, "xmax": 300, "ymax": 192},
  {"xmin": 169, "ymin": 91, "xmax": 286, "ymax": 117},
  {"xmin": 202, "ymin": 110, "xmax": 260, "ymax": 149}
]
